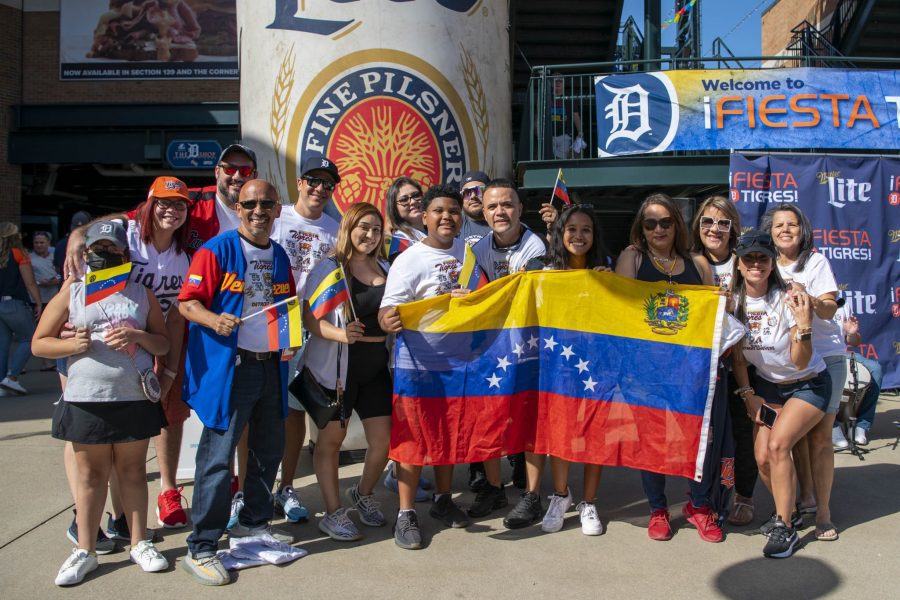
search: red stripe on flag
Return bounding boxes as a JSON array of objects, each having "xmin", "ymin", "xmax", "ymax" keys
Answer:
[
  {"xmin": 265, "ymin": 304, "xmax": 280, "ymax": 351},
  {"xmin": 84, "ymin": 280, "xmax": 127, "ymax": 305},
  {"xmin": 311, "ymin": 287, "xmax": 349, "ymax": 320}
]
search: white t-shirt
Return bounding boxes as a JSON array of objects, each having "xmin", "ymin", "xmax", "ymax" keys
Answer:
[
  {"xmin": 742, "ymin": 291, "xmax": 825, "ymax": 383},
  {"xmin": 29, "ymin": 250, "xmax": 59, "ymax": 303},
  {"xmin": 214, "ymin": 194, "xmax": 242, "ymax": 233},
  {"xmin": 271, "ymin": 206, "xmax": 339, "ymax": 294},
  {"xmin": 126, "ymin": 220, "xmax": 191, "ymax": 318},
  {"xmin": 237, "ymin": 238, "xmax": 275, "ymax": 352},
  {"xmin": 709, "ymin": 254, "xmax": 735, "ymax": 290},
  {"xmin": 472, "ymin": 227, "xmax": 546, "ymax": 281},
  {"xmin": 380, "ymin": 239, "xmax": 466, "ymax": 307},
  {"xmin": 778, "ymin": 252, "xmax": 843, "ymax": 358}
]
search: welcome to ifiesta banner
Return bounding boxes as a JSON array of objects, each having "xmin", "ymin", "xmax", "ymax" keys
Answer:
[
  {"xmin": 237, "ymin": 0, "xmax": 510, "ymax": 216},
  {"xmin": 595, "ymin": 68, "xmax": 900, "ymax": 156},
  {"xmin": 729, "ymin": 153, "xmax": 900, "ymax": 389}
]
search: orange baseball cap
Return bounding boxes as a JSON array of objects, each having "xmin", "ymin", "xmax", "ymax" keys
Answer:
[{"xmin": 148, "ymin": 176, "xmax": 191, "ymax": 201}]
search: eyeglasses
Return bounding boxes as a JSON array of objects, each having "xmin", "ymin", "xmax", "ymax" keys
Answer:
[
  {"xmin": 739, "ymin": 254, "xmax": 772, "ymax": 266},
  {"xmin": 302, "ymin": 176, "xmax": 336, "ymax": 192},
  {"xmin": 642, "ymin": 217, "xmax": 674, "ymax": 231},
  {"xmin": 396, "ymin": 191, "xmax": 423, "ymax": 206},
  {"xmin": 156, "ymin": 199, "xmax": 188, "ymax": 212},
  {"xmin": 462, "ymin": 185, "xmax": 485, "ymax": 199},
  {"xmin": 237, "ymin": 199, "xmax": 278, "ymax": 210},
  {"xmin": 218, "ymin": 164, "xmax": 254, "ymax": 178},
  {"xmin": 700, "ymin": 216, "xmax": 731, "ymax": 231}
]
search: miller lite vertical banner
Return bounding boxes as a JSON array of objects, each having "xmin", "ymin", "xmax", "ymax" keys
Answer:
[
  {"xmin": 237, "ymin": 1, "xmax": 511, "ymax": 215},
  {"xmin": 730, "ymin": 153, "xmax": 900, "ymax": 388}
]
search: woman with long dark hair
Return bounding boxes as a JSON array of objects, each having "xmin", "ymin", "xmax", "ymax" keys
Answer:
[
  {"xmin": 385, "ymin": 177, "xmax": 426, "ymax": 257},
  {"xmin": 616, "ymin": 193, "xmax": 722, "ymax": 543},
  {"xmin": 730, "ymin": 229, "xmax": 831, "ymax": 558},
  {"xmin": 0, "ymin": 222, "xmax": 42, "ymax": 395}
]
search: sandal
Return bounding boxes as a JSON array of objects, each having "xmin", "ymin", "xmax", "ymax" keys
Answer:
[
  {"xmin": 797, "ymin": 502, "xmax": 818, "ymax": 516},
  {"xmin": 728, "ymin": 494, "xmax": 754, "ymax": 526},
  {"xmin": 815, "ymin": 522, "xmax": 839, "ymax": 541}
]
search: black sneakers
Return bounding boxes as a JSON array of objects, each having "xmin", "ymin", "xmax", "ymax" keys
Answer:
[
  {"xmin": 760, "ymin": 510, "xmax": 802, "ymax": 536},
  {"xmin": 503, "ymin": 491, "xmax": 543, "ymax": 529},
  {"xmin": 508, "ymin": 453, "xmax": 527, "ymax": 489},
  {"xmin": 467, "ymin": 483, "xmax": 508, "ymax": 518},
  {"xmin": 763, "ymin": 520, "xmax": 799, "ymax": 558},
  {"xmin": 468, "ymin": 463, "xmax": 487, "ymax": 492},
  {"xmin": 429, "ymin": 494, "xmax": 470, "ymax": 528}
]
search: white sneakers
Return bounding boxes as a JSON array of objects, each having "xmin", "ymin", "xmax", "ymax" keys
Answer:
[
  {"xmin": 832, "ymin": 426, "xmax": 849, "ymax": 449},
  {"xmin": 55, "ymin": 549, "xmax": 98, "ymax": 586},
  {"xmin": 130, "ymin": 540, "xmax": 169, "ymax": 572},
  {"xmin": 0, "ymin": 377, "xmax": 27, "ymax": 395},
  {"xmin": 576, "ymin": 501, "xmax": 604, "ymax": 536},
  {"xmin": 540, "ymin": 489, "xmax": 572, "ymax": 533},
  {"xmin": 854, "ymin": 427, "xmax": 869, "ymax": 445}
]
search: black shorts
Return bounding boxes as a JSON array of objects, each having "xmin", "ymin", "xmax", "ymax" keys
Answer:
[
  {"xmin": 52, "ymin": 399, "xmax": 166, "ymax": 444},
  {"xmin": 333, "ymin": 342, "xmax": 392, "ymax": 422}
]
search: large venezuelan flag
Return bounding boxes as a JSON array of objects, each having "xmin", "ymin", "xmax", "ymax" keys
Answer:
[{"xmin": 391, "ymin": 270, "xmax": 724, "ymax": 480}]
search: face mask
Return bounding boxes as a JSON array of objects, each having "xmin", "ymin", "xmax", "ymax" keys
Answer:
[{"xmin": 86, "ymin": 250, "xmax": 125, "ymax": 271}]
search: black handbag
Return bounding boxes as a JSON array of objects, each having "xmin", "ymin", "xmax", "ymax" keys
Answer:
[{"xmin": 289, "ymin": 366, "xmax": 341, "ymax": 429}]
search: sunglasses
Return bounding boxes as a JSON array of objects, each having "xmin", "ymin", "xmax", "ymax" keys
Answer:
[
  {"xmin": 462, "ymin": 185, "xmax": 485, "ymax": 199},
  {"xmin": 642, "ymin": 217, "xmax": 674, "ymax": 231},
  {"xmin": 302, "ymin": 176, "xmax": 336, "ymax": 192},
  {"xmin": 156, "ymin": 199, "xmax": 188, "ymax": 212},
  {"xmin": 396, "ymin": 191, "xmax": 423, "ymax": 206},
  {"xmin": 739, "ymin": 253, "xmax": 772, "ymax": 266},
  {"xmin": 700, "ymin": 216, "xmax": 732, "ymax": 231},
  {"xmin": 237, "ymin": 199, "xmax": 278, "ymax": 210},
  {"xmin": 736, "ymin": 232, "xmax": 773, "ymax": 250},
  {"xmin": 218, "ymin": 164, "xmax": 254, "ymax": 178}
]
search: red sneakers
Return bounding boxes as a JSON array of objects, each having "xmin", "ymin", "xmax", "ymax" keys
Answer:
[
  {"xmin": 648, "ymin": 509, "xmax": 673, "ymax": 541},
  {"xmin": 682, "ymin": 501, "xmax": 724, "ymax": 543},
  {"xmin": 156, "ymin": 487, "xmax": 188, "ymax": 529}
]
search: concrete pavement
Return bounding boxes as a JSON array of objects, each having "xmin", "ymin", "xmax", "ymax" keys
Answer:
[{"xmin": 1, "ymin": 366, "xmax": 899, "ymax": 599}]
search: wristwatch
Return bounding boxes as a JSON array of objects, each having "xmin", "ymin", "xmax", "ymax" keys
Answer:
[{"xmin": 793, "ymin": 328, "xmax": 812, "ymax": 343}]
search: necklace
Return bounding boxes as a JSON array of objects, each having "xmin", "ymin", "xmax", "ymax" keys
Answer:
[{"xmin": 651, "ymin": 253, "xmax": 677, "ymax": 281}]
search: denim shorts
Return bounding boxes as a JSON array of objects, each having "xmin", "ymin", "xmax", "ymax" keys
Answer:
[{"xmin": 754, "ymin": 371, "xmax": 832, "ymax": 413}]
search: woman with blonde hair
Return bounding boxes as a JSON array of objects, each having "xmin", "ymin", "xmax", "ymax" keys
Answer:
[
  {"xmin": 302, "ymin": 202, "xmax": 393, "ymax": 541},
  {"xmin": 0, "ymin": 222, "xmax": 42, "ymax": 395}
]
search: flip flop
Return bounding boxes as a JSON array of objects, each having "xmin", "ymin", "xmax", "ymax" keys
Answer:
[{"xmin": 815, "ymin": 522, "xmax": 839, "ymax": 541}]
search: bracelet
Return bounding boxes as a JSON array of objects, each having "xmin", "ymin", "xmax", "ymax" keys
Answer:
[
  {"xmin": 162, "ymin": 367, "xmax": 177, "ymax": 379},
  {"xmin": 733, "ymin": 385, "xmax": 754, "ymax": 398}
]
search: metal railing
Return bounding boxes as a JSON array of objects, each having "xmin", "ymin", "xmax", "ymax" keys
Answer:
[
  {"xmin": 523, "ymin": 54, "xmax": 896, "ymax": 162},
  {"xmin": 829, "ymin": 0, "xmax": 861, "ymax": 50},
  {"xmin": 783, "ymin": 20, "xmax": 854, "ymax": 68}
]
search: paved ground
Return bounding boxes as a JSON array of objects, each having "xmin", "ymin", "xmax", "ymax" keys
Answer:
[{"xmin": 1, "ymin": 366, "xmax": 899, "ymax": 599}]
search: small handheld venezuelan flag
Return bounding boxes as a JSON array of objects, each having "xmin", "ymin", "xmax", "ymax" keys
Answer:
[
  {"xmin": 383, "ymin": 232, "xmax": 412, "ymax": 257},
  {"xmin": 265, "ymin": 296, "xmax": 303, "ymax": 351},
  {"xmin": 308, "ymin": 264, "xmax": 350, "ymax": 320},
  {"xmin": 84, "ymin": 262, "xmax": 132, "ymax": 305},
  {"xmin": 551, "ymin": 168, "xmax": 571, "ymax": 206},
  {"xmin": 457, "ymin": 244, "xmax": 488, "ymax": 291}
]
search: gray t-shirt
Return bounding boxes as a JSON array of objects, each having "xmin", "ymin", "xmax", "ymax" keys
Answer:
[
  {"xmin": 65, "ymin": 279, "xmax": 153, "ymax": 403},
  {"xmin": 472, "ymin": 227, "xmax": 547, "ymax": 281},
  {"xmin": 459, "ymin": 214, "xmax": 492, "ymax": 247}
]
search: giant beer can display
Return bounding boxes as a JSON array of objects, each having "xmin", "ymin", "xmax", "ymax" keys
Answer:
[{"xmin": 238, "ymin": 1, "xmax": 511, "ymax": 214}]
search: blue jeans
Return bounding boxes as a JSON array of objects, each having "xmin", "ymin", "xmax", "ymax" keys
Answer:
[
  {"xmin": 641, "ymin": 470, "xmax": 712, "ymax": 511},
  {"xmin": 187, "ymin": 357, "xmax": 285, "ymax": 558},
  {"xmin": 0, "ymin": 299, "xmax": 35, "ymax": 378},
  {"xmin": 852, "ymin": 353, "xmax": 882, "ymax": 431}
]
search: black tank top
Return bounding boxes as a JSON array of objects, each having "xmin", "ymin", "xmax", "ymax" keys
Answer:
[
  {"xmin": 350, "ymin": 277, "xmax": 387, "ymax": 336},
  {"xmin": 636, "ymin": 251, "xmax": 703, "ymax": 285}
]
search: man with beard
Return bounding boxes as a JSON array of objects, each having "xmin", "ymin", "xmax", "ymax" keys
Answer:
[
  {"xmin": 179, "ymin": 180, "xmax": 294, "ymax": 586},
  {"xmin": 458, "ymin": 170, "xmax": 492, "ymax": 247}
]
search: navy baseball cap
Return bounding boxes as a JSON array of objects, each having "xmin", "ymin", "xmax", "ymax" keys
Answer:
[
  {"xmin": 735, "ymin": 229, "xmax": 776, "ymax": 259},
  {"xmin": 219, "ymin": 143, "xmax": 257, "ymax": 168},
  {"xmin": 300, "ymin": 155, "xmax": 341, "ymax": 183},
  {"xmin": 461, "ymin": 170, "xmax": 489, "ymax": 187},
  {"xmin": 70, "ymin": 211, "xmax": 91, "ymax": 228}
]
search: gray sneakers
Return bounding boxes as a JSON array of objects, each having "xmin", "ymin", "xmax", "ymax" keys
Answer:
[
  {"xmin": 394, "ymin": 510, "xmax": 423, "ymax": 549},
  {"xmin": 181, "ymin": 553, "xmax": 230, "ymax": 586},
  {"xmin": 229, "ymin": 522, "xmax": 294, "ymax": 544},
  {"xmin": 346, "ymin": 485, "xmax": 386, "ymax": 527}
]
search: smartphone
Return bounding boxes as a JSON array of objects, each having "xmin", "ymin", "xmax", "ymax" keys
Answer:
[{"xmin": 760, "ymin": 404, "xmax": 778, "ymax": 428}]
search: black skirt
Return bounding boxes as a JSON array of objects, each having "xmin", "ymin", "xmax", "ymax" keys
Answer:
[{"xmin": 52, "ymin": 399, "xmax": 166, "ymax": 444}]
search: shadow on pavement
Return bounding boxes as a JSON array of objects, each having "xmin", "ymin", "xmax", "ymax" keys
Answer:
[{"xmin": 713, "ymin": 556, "xmax": 841, "ymax": 599}]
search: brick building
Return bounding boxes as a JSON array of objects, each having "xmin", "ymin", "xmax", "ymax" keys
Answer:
[{"xmin": 1, "ymin": 0, "xmax": 239, "ymax": 241}]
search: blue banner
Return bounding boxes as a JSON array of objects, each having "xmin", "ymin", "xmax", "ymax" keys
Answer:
[
  {"xmin": 729, "ymin": 153, "xmax": 900, "ymax": 388},
  {"xmin": 595, "ymin": 68, "xmax": 900, "ymax": 156}
]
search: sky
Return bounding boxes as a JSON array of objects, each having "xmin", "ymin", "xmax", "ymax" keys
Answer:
[{"xmin": 620, "ymin": 0, "xmax": 766, "ymax": 62}]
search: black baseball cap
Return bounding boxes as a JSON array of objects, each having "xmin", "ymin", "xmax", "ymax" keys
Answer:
[
  {"xmin": 735, "ymin": 229, "xmax": 776, "ymax": 259},
  {"xmin": 300, "ymin": 155, "xmax": 341, "ymax": 183},
  {"xmin": 219, "ymin": 143, "xmax": 257, "ymax": 168},
  {"xmin": 461, "ymin": 170, "xmax": 489, "ymax": 187}
]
